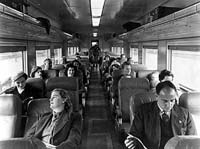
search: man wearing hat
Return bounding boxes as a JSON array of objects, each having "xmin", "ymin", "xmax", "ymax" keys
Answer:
[{"xmin": 4, "ymin": 71, "xmax": 40, "ymax": 112}]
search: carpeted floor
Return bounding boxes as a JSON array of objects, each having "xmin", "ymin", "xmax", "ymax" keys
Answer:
[{"xmin": 80, "ymin": 68, "xmax": 126, "ymax": 149}]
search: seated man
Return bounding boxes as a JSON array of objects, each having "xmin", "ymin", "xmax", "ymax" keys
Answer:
[
  {"xmin": 125, "ymin": 81, "xmax": 196, "ymax": 149},
  {"xmin": 120, "ymin": 61, "xmax": 135, "ymax": 78},
  {"xmin": 25, "ymin": 88, "xmax": 82, "ymax": 149},
  {"xmin": 159, "ymin": 69, "xmax": 181, "ymax": 97},
  {"xmin": 4, "ymin": 71, "xmax": 40, "ymax": 113}
]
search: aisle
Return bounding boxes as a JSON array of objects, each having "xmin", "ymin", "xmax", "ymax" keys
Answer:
[{"xmin": 80, "ymin": 68, "xmax": 126, "ymax": 149}]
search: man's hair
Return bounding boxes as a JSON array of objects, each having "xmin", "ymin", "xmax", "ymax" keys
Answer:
[
  {"xmin": 156, "ymin": 81, "xmax": 177, "ymax": 95},
  {"xmin": 159, "ymin": 69, "xmax": 174, "ymax": 81}
]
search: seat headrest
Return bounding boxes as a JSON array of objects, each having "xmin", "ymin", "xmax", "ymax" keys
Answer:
[
  {"xmin": 164, "ymin": 135, "xmax": 200, "ymax": 149},
  {"xmin": 0, "ymin": 137, "xmax": 46, "ymax": 149},
  {"xmin": 27, "ymin": 98, "xmax": 51, "ymax": 116},
  {"xmin": 131, "ymin": 64, "xmax": 147, "ymax": 72},
  {"xmin": 134, "ymin": 92, "xmax": 157, "ymax": 106},
  {"xmin": 112, "ymin": 69, "xmax": 122, "ymax": 78},
  {"xmin": 119, "ymin": 78, "xmax": 150, "ymax": 90},
  {"xmin": 137, "ymin": 70, "xmax": 158, "ymax": 78},
  {"xmin": 52, "ymin": 64, "xmax": 65, "ymax": 70},
  {"xmin": 46, "ymin": 77, "xmax": 79, "ymax": 92},
  {"xmin": 179, "ymin": 92, "xmax": 200, "ymax": 114},
  {"xmin": 26, "ymin": 78, "xmax": 45, "ymax": 88},
  {"xmin": 0, "ymin": 94, "xmax": 22, "ymax": 115},
  {"xmin": 43, "ymin": 69, "xmax": 58, "ymax": 78}
]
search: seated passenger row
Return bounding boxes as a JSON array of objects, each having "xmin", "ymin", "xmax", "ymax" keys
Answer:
[
  {"xmin": 0, "ymin": 88, "xmax": 82, "ymax": 149},
  {"xmin": 123, "ymin": 81, "xmax": 200, "ymax": 149}
]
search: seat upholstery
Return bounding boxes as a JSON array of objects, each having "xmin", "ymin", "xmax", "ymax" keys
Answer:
[
  {"xmin": 111, "ymin": 69, "xmax": 122, "ymax": 99},
  {"xmin": 131, "ymin": 64, "xmax": 147, "ymax": 72},
  {"xmin": 43, "ymin": 69, "xmax": 58, "ymax": 79},
  {"xmin": 0, "ymin": 94, "xmax": 22, "ymax": 139},
  {"xmin": 24, "ymin": 98, "xmax": 51, "ymax": 134},
  {"xmin": 45, "ymin": 77, "xmax": 79, "ymax": 111},
  {"xmin": 52, "ymin": 64, "xmax": 65, "ymax": 70},
  {"xmin": 0, "ymin": 137, "xmax": 46, "ymax": 149},
  {"xmin": 26, "ymin": 78, "xmax": 45, "ymax": 98},
  {"xmin": 179, "ymin": 92, "xmax": 200, "ymax": 135},
  {"xmin": 118, "ymin": 78, "xmax": 150, "ymax": 122},
  {"xmin": 129, "ymin": 92, "xmax": 157, "ymax": 124},
  {"xmin": 164, "ymin": 135, "xmax": 200, "ymax": 149},
  {"xmin": 137, "ymin": 70, "xmax": 158, "ymax": 78}
]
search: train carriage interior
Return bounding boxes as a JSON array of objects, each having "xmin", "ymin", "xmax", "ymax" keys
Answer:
[{"xmin": 0, "ymin": 0, "xmax": 200, "ymax": 148}]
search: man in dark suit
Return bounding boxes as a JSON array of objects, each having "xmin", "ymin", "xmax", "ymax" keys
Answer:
[
  {"xmin": 125, "ymin": 81, "xmax": 196, "ymax": 149},
  {"xmin": 4, "ymin": 71, "xmax": 40, "ymax": 113},
  {"xmin": 25, "ymin": 88, "xmax": 82, "ymax": 149}
]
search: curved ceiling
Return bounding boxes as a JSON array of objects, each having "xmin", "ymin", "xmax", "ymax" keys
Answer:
[{"xmin": 28, "ymin": 0, "xmax": 200, "ymax": 40}]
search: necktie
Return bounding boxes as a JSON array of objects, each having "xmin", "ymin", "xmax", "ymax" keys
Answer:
[{"xmin": 162, "ymin": 112, "xmax": 169, "ymax": 122}]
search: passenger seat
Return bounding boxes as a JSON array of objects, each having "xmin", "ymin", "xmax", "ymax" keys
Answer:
[
  {"xmin": 116, "ymin": 78, "xmax": 149, "ymax": 142},
  {"xmin": 179, "ymin": 92, "xmax": 200, "ymax": 135},
  {"xmin": 45, "ymin": 77, "xmax": 79, "ymax": 112},
  {"xmin": 0, "ymin": 94, "xmax": 22, "ymax": 139},
  {"xmin": 26, "ymin": 78, "xmax": 46, "ymax": 98},
  {"xmin": 24, "ymin": 98, "xmax": 51, "ymax": 135},
  {"xmin": 164, "ymin": 135, "xmax": 200, "ymax": 149},
  {"xmin": 129, "ymin": 92, "xmax": 157, "ymax": 125}
]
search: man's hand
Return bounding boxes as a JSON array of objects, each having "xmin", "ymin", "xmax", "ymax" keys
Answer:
[{"xmin": 124, "ymin": 135, "xmax": 137, "ymax": 149}]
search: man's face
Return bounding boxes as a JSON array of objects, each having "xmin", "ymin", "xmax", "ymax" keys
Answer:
[
  {"xmin": 123, "ymin": 65, "xmax": 132, "ymax": 75},
  {"xmin": 157, "ymin": 88, "xmax": 177, "ymax": 112},
  {"xmin": 15, "ymin": 77, "xmax": 26, "ymax": 90}
]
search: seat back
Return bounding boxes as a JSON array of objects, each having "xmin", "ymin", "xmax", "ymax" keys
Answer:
[
  {"xmin": 137, "ymin": 70, "xmax": 158, "ymax": 78},
  {"xmin": 0, "ymin": 138, "xmax": 46, "ymax": 149},
  {"xmin": 52, "ymin": 64, "xmax": 65, "ymax": 70},
  {"xmin": 131, "ymin": 64, "xmax": 147, "ymax": 72},
  {"xmin": 0, "ymin": 94, "xmax": 22, "ymax": 139},
  {"xmin": 130, "ymin": 92, "xmax": 157, "ymax": 123},
  {"xmin": 164, "ymin": 135, "xmax": 200, "ymax": 149},
  {"xmin": 111, "ymin": 69, "xmax": 122, "ymax": 98},
  {"xmin": 43, "ymin": 69, "xmax": 58, "ymax": 79},
  {"xmin": 118, "ymin": 78, "xmax": 150, "ymax": 122},
  {"xmin": 45, "ymin": 77, "xmax": 79, "ymax": 111},
  {"xmin": 24, "ymin": 98, "xmax": 51, "ymax": 134},
  {"xmin": 179, "ymin": 92, "xmax": 200, "ymax": 135},
  {"xmin": 26, "ymin": 78, "xmax": 45, "ymax": 98}
]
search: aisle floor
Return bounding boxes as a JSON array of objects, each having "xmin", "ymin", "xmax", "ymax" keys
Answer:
[{"xmin": 80, "ymin": 68, "xmax": 126, "ymax": 149}]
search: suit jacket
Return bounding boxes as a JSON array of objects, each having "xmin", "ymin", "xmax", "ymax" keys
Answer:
[
  {"xmin": 129, "ymin": 101, "xmax": 197, "ymax": 149},
  {"xmin": 25, "ymin": 111, "xmax": 82, "ymax": 149}
]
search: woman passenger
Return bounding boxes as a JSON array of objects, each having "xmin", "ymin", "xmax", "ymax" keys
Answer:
[
  {"xmin": 25, "ymin": 88, "xmax": 82, "ymax": 149},
  {"xmin": 64, "ymin": 64, "xmax": 77, "ymax": 77},
  {"xmin": 30, "ymin": 66, "xmax": 44, "ymax": 79}
]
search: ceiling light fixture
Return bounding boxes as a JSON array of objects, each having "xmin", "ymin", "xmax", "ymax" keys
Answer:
[{"xmin": 91, "ymin": 0, "xmax": 105, "ymax": 27}]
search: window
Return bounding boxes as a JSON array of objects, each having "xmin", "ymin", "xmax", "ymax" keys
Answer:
[
  {"xmin": 170, "ymin": 49, "xmax": 200, "ymax": 91},
  {"xmin": 0, "ymin": 51, "xmax": 23, "ymax": 91},
  {"xmin": 130, "ymin": 47, "xmax": 139, "ymax": 63},
  {"xmin": 54, "ymin": 48, "xmax": 62, "ymax": 64},
  {"xmin": 36, "ymin": 49, "xmax": 50, "ymax": 66},
  {"xmin": 144, "ymin": 48, "xmax": 158, "ymax": 69}
]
